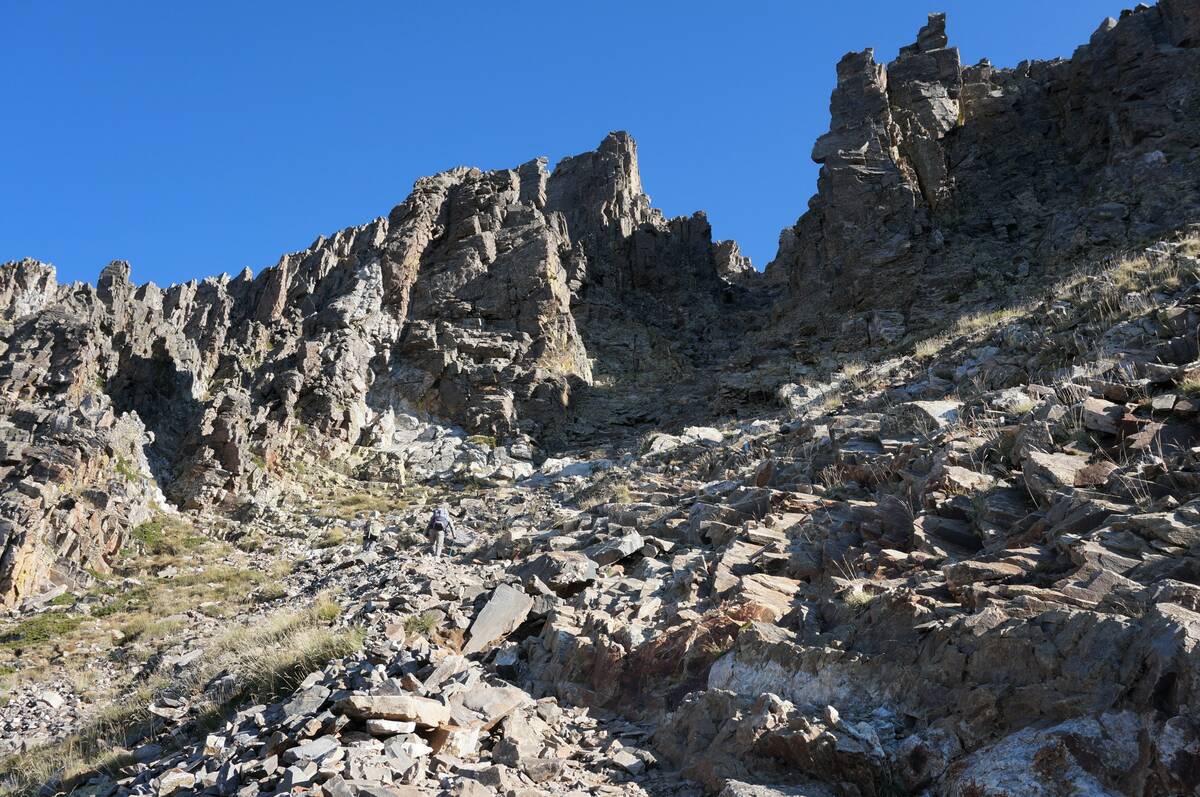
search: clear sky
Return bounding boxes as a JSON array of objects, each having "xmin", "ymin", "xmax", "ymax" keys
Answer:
[{"xmin": 3, "ymin": 1, "xmax": 1120, "ymax": 286}]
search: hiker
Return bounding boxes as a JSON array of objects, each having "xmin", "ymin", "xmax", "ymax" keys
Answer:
[
  {"xmin": 426, "ymin": 505, "xmax": 456, "ymax": 558},
  {"xmin": 362, "ymin": 519, "xmax": 382, "ymax": 552}
]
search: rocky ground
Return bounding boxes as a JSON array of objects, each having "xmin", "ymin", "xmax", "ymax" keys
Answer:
[{"xmin": 2, "ymin": 233, "xmax": 1199, "ymax": 795}]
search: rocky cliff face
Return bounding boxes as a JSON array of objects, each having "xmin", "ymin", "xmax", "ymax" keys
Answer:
[
  {"xmin": 0, "ymin": 133, "xmax": 749, "ymax": 606},
  {"xmin": 5, "ymin": 1, "xmax": 1200, "ymax": 611},
  {"xmin": 768, "ymin": 1, "xmax": 1200, "ymax": 340}
]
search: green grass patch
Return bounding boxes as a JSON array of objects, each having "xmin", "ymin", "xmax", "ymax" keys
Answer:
[
  {"xmin": 0, "ymin": 613, "xmax": 84, "ymax": 650},
  {"xmin": 112, "ymin": 457, "xmax": 141, "ymax": 483},
  {"xmin": 130, "ymin": 515, "xmax": 205, "ymax": 557}
]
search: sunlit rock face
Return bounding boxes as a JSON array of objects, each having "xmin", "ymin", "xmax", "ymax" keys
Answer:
[{"xmin": 0, "ymin": 132, "xmax": 748, "ymax": 604}]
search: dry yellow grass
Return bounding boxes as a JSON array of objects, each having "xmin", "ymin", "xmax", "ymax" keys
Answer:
[
  {"xmin": 906, "ymin": 231, "xmax": 1200, "ymax": 362},
  {"xmin": 320, "ymin": 489, "xmax": 405, "ymax": 518},
  {"xmin": 0, "ymin": 593, "xmax": 359, "ymax": 796}
]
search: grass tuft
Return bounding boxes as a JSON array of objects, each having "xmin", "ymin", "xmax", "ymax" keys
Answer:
[
  {"xmin": 129, "ymin": 516, "xmax": 205, "ymax": 557},
  {"xmin": 313, "ymin": 527, "xmax": 349, "ymax": 549}
]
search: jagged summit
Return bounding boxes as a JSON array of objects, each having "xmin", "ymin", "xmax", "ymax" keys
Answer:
[
  {"xmin": 769, "ymin": 0, "xmax": 1200, "ymax": 343},
  {"xmin": 0, "ymin": 131, "xmax": 758, "ymax": 605}
]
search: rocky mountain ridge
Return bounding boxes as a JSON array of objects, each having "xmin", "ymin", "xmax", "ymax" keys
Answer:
[
  {"xmin": 0, "ymin": 130, "xmax": 761, "ymax": 606},
  {"xmin": 768, "ymin": 1, "xmax": 1200, "ymax": 340}
]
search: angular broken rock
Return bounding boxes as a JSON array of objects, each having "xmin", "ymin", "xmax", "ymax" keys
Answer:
[
  {"xmin": 609, "ymin": 748, "xmax": 645, "ymax": 775},
  {"xmin": 456, "ymin": 685, "xmax": 534, "ymax": 728},
  {"xmin": 1114, "ymin": 510, "xmax": 1200, "ymax": 548},
  {"xmin": 719, "ymin": 781, "xmax": 837, "ymax": 797},
  {"xmin": 463, "ymin": 583, "xmax": 534, "ymax": 655},
  {"xmin": 156, "ymin": 769, "xmax": 195, "ymax": 795},
  {"xmin": 682, "ymin": 426, "xmax": 724, "ymax": 446},
  {"xmin": 1022, "ymin": 450, "xmax": 1090, "ymax": 502},
  {"xmin": 365, "ymin": 718, "xmax": 417, "ymax": 736},
  {"xmin": 883, "ymin": 400, "xmax": 960, "ymax": 436},
  {"xmin": 283, "ymin": 734, "xmax": 341, "ymax": 764},
  {"xmin": 37, "ymin": 691, "xmax": 65, "ymax": 710},
  {"xmin": 335, "ymin": 694, "xmax": 450, "ymax": 728},
  {"xmin": 513, "ymin": 551, "xmax": 597, "ymax": 597},
  {"xmin": 586, "ymin": 529, "xmax": 643, "ymax": 566},
  {"xmin": 1081, "ymin": 397, "xmax": 1124, "ymax": 435},
  {"xmin": 518, "ymin": 757, "xmax": 564, "ymax": 783},
  {"xmin": 943, "ymin": 560, "xmax": 1026, "ymax": 592}
]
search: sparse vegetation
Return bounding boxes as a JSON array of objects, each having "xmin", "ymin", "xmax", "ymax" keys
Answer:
[
  {"xmin": 913, "ymin": 334, "xmax": 949, "ymax": 360},
  {"xmin": 952, "ymin": 306, "xmax": 1026, "ymax": 335},
  {"xmin": 0, "ymin": 535, "xmax": 269, "ymax": 693},
  {"xmin": 842, "ymin": 584, "xmax": 875, "ymax": 613},
  {"xmin": 404, "ymin": 612, "xmax": 439, "ymax": 637},
  {"xmin": 836, "ymin": 359, "xmax": 875, "ymax": 390},
  {"xmin": 115, "ymin": 615, "xmax": 185, "ymax": 646},
  {"xmin": 0, "ymin": 613, "xmax": 83, "ymax": 650},
  {"xmin": 129, "ymin": 515, "xmax": 205, "ymax": 557},
  {"xmin": 0, "ymin": 595, "xmax": 360, "ymax": 795},
  {"xmin": 1176, "ymin": 378, "xmax": 1200, "ymax": 397},
  {"xmin": 255, "ymin": 582, "xmax": 288, "ymax": 602},
  {"xmin": 323, "ymin": 491, "xmax": 395, "ymax": 518},
  {"xmin": 818, "ymin": 390, "xmax": 844, "ymax": 412},
  {"xmin": 312, "ymin": 593, "xmax": 343, "ymax": 623},
  {"xmin": 575, "ymin": 476, "xmax": 633, "ymax": 510},
  {"xmin": 314, "ymin": 526, "xmax": 349, "ymax": 549},
  {"xmin": 1006, "ymin": 399, "xmax": 1039, "ymax": 416},
  {"xmin": 111, "ymin": 456, "xmax": 141, "ymax": 483}
]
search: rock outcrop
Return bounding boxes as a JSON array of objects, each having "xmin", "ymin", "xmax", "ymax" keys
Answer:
[
  {"xmin": 0, "ymin": 134, "xmax": 750, "ymax": 605},
  {"xmin": 768, "ymin": 2, "xmax": 1200, "ymax": 334}
]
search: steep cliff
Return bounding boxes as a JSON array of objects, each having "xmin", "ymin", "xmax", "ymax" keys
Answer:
[
  {"xmin": 8, "ymin": 5, "xmax": 1200, "ymax": 796},
  {"xmin": 0, "ymin": 134, "xmax": 749, "ymax": 605},
  {"xmin": 768, "ymin": 1, "xmax": 1200, "ymax": 342}
]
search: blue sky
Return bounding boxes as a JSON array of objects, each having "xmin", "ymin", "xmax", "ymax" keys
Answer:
[{"xmin": 3, "ymin": 1, "xmax": 1117, "ymax": 286}]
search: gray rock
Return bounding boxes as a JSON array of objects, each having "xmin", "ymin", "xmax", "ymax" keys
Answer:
[
  {"xmin": 585, "ymin": 530, "xmax": 644, "ymax": 567},
  {"xmin": 463, "ymin": 583, "xmax": 534, "ymax": 656},
  {"xmin": 335, "ymin": 695, "xmax": 450, "ymax": 728}
]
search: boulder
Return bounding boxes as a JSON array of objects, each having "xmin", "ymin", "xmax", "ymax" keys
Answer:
[
  {"xmin": 1081, "ymin": 397, "xmax": 1124, "ymax": 435},
  {"xmin": 335, "ymin": 695, "xmax": 450, "ymax": 728},
  {"xmin": 513, "ymin": 552, "xmax": 598, "ymax": 597},
  {"xmin": 1022, "ymin": 450, "xmax": 1090, "ymax": 502},
  {"xmin": 463, "ymin": 584, "xmax": 534, "ymax": 655},
  {"xmin": 883, "ymin": 401, "xmax": 961, "ymax": 436},
  {"xmin": 585, "ymin": 530, "xmax": 643, "ymax": 566}
]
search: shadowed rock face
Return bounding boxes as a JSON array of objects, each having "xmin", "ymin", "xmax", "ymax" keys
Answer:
[{"xmin": 768, "ymin": 1, "xmax": 1200, "ymax": 335}]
